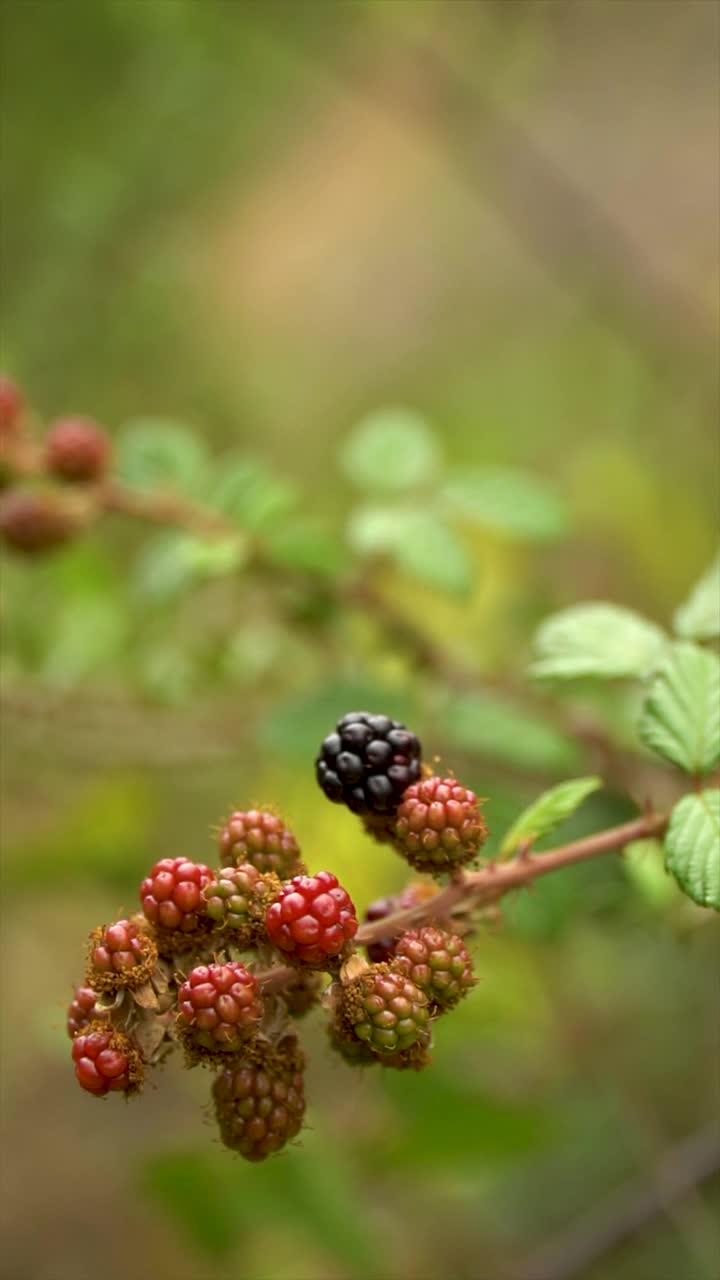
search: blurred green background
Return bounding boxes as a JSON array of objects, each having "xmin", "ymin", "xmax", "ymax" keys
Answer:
[{"xmin": 1, "ymin": 2, "xmax": 718, "ymax": 1279}]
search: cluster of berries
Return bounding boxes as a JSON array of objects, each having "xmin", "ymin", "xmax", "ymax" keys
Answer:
[
  {"xmin": 0, "ymin": 375, "xmax": 111, "ymax": 554},
  {"xmin": 67, "ymin": 716, "xmax": 487, "ymax": 1161}
]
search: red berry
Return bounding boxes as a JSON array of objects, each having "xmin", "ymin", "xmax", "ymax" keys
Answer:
[
  {"xmin": 0, "ymin": 377, "xmax": 24, "ymax": 436},
  {"xmin": 45, "ymin": 416, "xmax": 110, "ymax": 482},
  {"xmin": 265, "ymin": 871, "xmax": 357, "ymax": 966},
  {"xmin": 71, "ymin": 1023, "xmax": 142, "ymax": 1096},
  {"xmin": 218, "ymin": 809, "xmax": 303, "ymax": 879},
  {"xmin": 0, "ymin": 489, "xmax": 78, "ymax": 553},
  {"xmin": 393, "ymin": 926, "xmax": 475, "ymax": 1009},
  {"xmin": 213, "ymin": 1038, "xmax": 306, "ymax": 1161},
  {"xmin": 140, "ymin": 857, "xmax": 214, "ymax": 937},
  {"xmin": 87, "ymin": 918, "xmax": 158, "ymax": 992},
  {"xmin": 177, "ymin": 962, "xmax": 262, "ymax": 1057},
  {"xmin": 67, "ymin": 985, "xmax": 101, "ymax": 1039},
  {"xmin": 392, "ymin": 776, "xmax": 488, "ymax": 872}
]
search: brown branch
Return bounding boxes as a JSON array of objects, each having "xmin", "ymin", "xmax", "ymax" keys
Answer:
[{"xmin": 356, "ymin": 812, "xmax": 669, "ymax": 946}]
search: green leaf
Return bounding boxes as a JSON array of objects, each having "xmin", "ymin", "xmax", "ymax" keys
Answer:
[
  {"xmin": 133, "ymin": 531, "xmax": 247, "ymax": 601},
  {"xmin": 639, "ymin": 641, "xmax": 720, "ymax": 775},
  {"xmin": 530, "ymin": 603, "xmax": 667, "ymax": 680},
  {"xmin": 500, "ymin": 776, "xmax": 602, "ymax": 858},
  {"xmin": 265, "ymin": 519, "xmax": 349, "ymax": 576},
  {"xmin": 664, "ymin": 790, "xmax": 720, "ymax": 910},
  {"xmin": 115, "ymin": 418, "xmax": 210, "ymax": 496},
  {"xmin": 440, "ymin": 465, "xmax": 569, "ymax": 541},
  {"xmin": 348, "ymin": 505, "xmax": 473, "ymax": 594},
  {"xmin": 443, "ymin": 693, "xmax": 581, "ymax": 772},
  {"xmin": 140, "ymin": 1152, "xmax": 236, "ymax": 1257},
  {"xmin": 340, "ymin": 407, "xmax": 441, "ymax": 493},
  {"xmin": 394, "ymin": 513, "xmax": 473, "ymax": 593},
  {"xmin": 209, "ymin": 457, "xmax": 296, "ymax": 531},
  {"xmin": 674, "ymin": 553, "xmax": 720, "ymax": 640}
]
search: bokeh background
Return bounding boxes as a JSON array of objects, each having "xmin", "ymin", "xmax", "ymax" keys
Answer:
[{"xmin": 1, "ymin": 2, "xmax": 719, "ymax": 1279}]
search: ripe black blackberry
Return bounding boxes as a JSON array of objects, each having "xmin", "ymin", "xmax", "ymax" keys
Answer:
[{"xmin": 316, "ymin": 711, "xmax": 422, "ymax": 816}]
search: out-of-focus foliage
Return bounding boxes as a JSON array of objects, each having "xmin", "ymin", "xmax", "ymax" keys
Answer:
[{"xmin": 1, "ymin": 2, "xmax": 718, "ymax": 1279}]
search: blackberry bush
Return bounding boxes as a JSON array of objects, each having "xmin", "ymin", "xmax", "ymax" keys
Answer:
[
  {"xmin": 213, "ymin": 1038, "xmax": 306, "ymax": 1161},
  {"xmin": 86, "ymin": 918, "xmax": 158, "ymax": 992},
  {"xmin": 394, "ymin": 926, "xmax": 475, "ymax": 1009},
  {"xmin": 265, "ymin": 870, "xmax": 358, "ymax": 966},
  {"xmin": 392, "ymin": 775, "xmax": 488, "ymax": 872},
  {"xmin": 177, "ymin": 962, "xmax": 263, "ymax": 1060}
]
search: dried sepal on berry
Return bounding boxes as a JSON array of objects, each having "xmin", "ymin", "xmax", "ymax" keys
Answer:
[
  {"xmin": 176, "ymin": 962, "xmax": 263, "ymax": 1066},
  {"xmin": 71, "ymin": 1021, "xmax": 144, "ymax": 1097},
  {"xmin": 86, "ymin": 918, "xmax": 158, "ymax": 993},
  {"xmin": 393, "ymin": 926, "xmax": 475, "ymax": 1010},
  {"xmin": 212, "ymin": 1035, "xmax": 306, "ymax": 1161},
  {"xmin": 337, "ymin": 963, "xmax": 431, "ymax": 1057},
  {"xmin": 203, "ymin": 863, "xmax": 281, "ymax": 947},
  {"xmin": 218, "ymin": 808, "xmax": 304, "ymax": 880},
  {"xmin": 265, "ymin": 870, "xmax": 358, "ymax": 968},
  {"xmin": 392, "ymin": 775, "xmax": 488, "ymax": 873}
]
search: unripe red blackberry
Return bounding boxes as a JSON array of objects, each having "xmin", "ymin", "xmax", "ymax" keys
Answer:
[
  {"xmin": 341, "ymin": 965, "xmax": 430, "ymax": 1056},
  {"xmin": 0, "ymin": 489, "xmax": 79, "ymax": 553},
  {"xmin": 67, "ymin": 985, "xmax": 101, "ymax": 1039},
  {"xmin": 392, "ymin": 775, "xmax": 488, "ymax": 872},
  {"xmin": 363, "ymin": 880, "xmax": 441, "ymax": 963},
  {"xmin": 0, "ymin": 377, "xmax": 24, "ymax": 436},
  {"xmin": 71, "ymin": 1022, "xmax": 143, "ymax": 1096},
  {"xmin": 265, "ymin": 871, "xmax": 358, "ymax": 967},
  {"xmin": 45, "ymin": 416, "xmax": 110, "ymax": 482},
  {"xmin": 140, "ymin": 857, "xmax": 214, "ymax": 942},
  {"xmin": 218, "ymin": 809, "xmax": 303, "ymax": 879},
  {"xmin": 393, "ymin": 926, "xmax": 475, "ymax": 1009},
  {"xmin": 177, "ymin": 962, "xmax": 262, "ymax": 1060},
  {"xmin": 203, "ymin": 863, "xmax": 281, "ymax": 945},
  {"xmin": 86, "ymin": 918, "xmax": 158, "ymax": 992},
  {"xmin": 213, "ymin": 1038, "xmax": 306, "ymax": 1161},
  {"xmin": 316, "ymin": 711, "xmax": 422, "ymax": 815}
]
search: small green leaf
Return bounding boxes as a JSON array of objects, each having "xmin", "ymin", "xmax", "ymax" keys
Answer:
[
  {"xmin": 443, "ymin": 693, "xmax": 581, "ymax": 772},
  {"xmin": 209, "ymin": 457, "xmax": 296, "ymax": 531},
  {"xmin": 340, "ymin": 407, "xmax": 441, "ymax": 493},
  {"xmin": 639, "ymin": 641, "xmax": 720, "ymax": 775},
  {"xmin": 348, "ymin": 505, "xmax": 473, "ymax": 594},
  {"xmin": 115, "ymin": 418, "xmax": 210, "ymax": 496},
  {"xmin": 394, "ymin": 513, "xmax": 473, "ymax": 594},
  {"xmin": 674, "ymin": 553, "xmax": 720, "ymax": 640},
  {"xmin": 440, "ymin": 466, "xmax": 569, "ymax": 541},
  {"xmin": 530, "ymin": 603, "xmax": 667, "ymax": 680},
  {"xmin": 134, "ymin": 531, "xmax": 246, "ymax": 601},
  {"xmin": 664, "ymin": 790, "xmax": 720, "ymax": 910},
  {"xmin": 265, "ymin": 519, "xmax": 349, "ymax": 576},
  {"xmin": 500, "ymin": 776, "xmax": 602, "ymax": 858}
]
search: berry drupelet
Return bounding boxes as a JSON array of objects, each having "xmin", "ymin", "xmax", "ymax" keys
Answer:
[
  {"xmin": 72, "ymin": 1023, "xmax": 143, "ymax": 1096},
  {"xmin": 394, "ymin": 926, "xmax": 475, "ymax": 1009},
  {"xmin": 218, "ymin": 808, "xmax": 303, "ymax": 879},
  {"xmin": 316, "ymin": 712, "xmax": 422, "ymax": 816},
  {"xmin": 45, "ymin": 416, "xmax": 110, "ymax": 483},
  {"xmin": 86, "ymin": 918, "xmax": 158, "ymax": 992},
  {"xmin": 213, "ymin": 1039, "xmax": 306, "ymax": 1161},
  {"xmin": 392, "ymin": 775, "xmax": 488, "ymax": 872},
  {"xmin": 140, "ymin": 857, "xmax": 214, "ymax": 940},
  {"xmin": 265, "ymin": 871, "xmax": 358, "ymax": 966},
  {"xmin": 177, "ymin": 962, "xmax": 262, "ymax": 1058}
]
